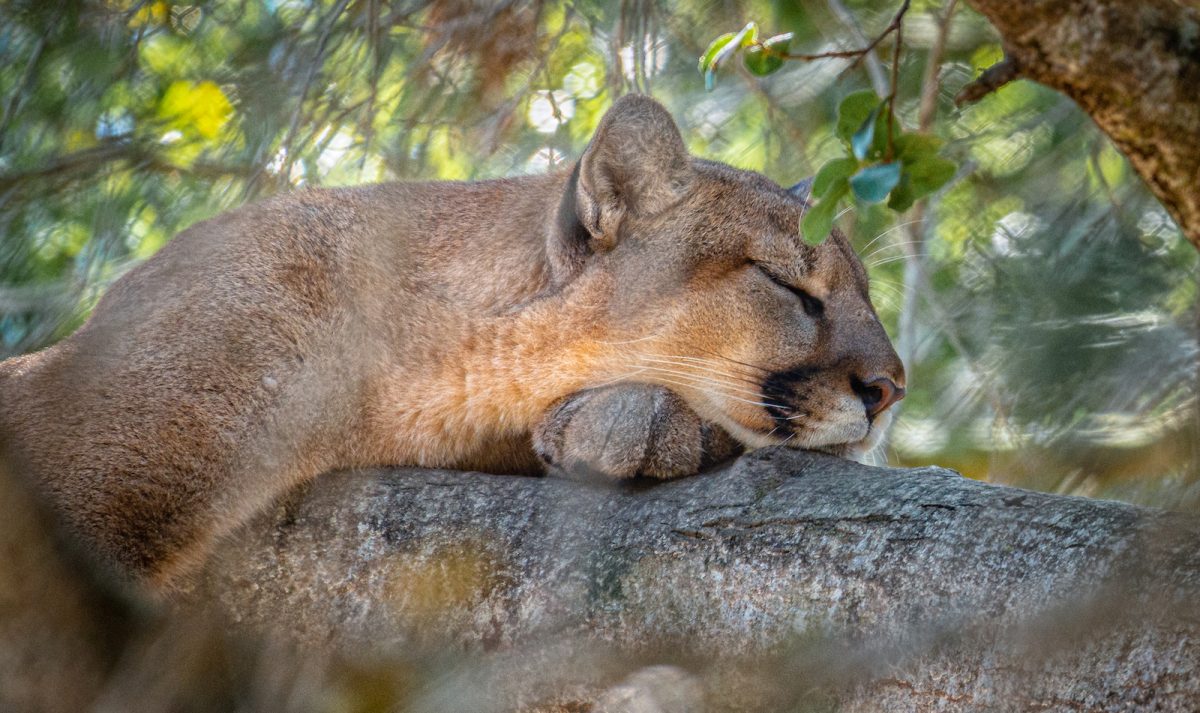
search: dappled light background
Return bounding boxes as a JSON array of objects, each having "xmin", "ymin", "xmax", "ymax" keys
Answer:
[{"xmin": 1, "ymin": 0, "xmax": 1197, "ymax": 508}]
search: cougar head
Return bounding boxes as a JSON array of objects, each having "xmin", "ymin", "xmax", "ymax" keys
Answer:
[{"xmin": 550, "ymin": 94, "xmax": 905, "ymax": 457}]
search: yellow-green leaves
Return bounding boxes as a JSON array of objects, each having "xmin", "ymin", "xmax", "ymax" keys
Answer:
[
  {"xmin": 157, "ymin": 80, "xmax": 233, "ymax": 140},
  {"xmin": 800, "ymin": 91, "xmax": 957, "ymax": 244},
  {"xmin": 699, "ymin": 23, "xmax": 792, "ymax": 90}
]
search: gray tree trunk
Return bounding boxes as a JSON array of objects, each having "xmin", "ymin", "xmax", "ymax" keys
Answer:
[{"xmin": 183, "ymin": 449, "xmax": 1200, "ymax": 712}]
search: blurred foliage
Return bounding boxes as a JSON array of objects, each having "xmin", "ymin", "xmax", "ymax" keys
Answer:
[{"xmin": 0, "ymin": 0, "xmax": 1196, "ymax": 507}]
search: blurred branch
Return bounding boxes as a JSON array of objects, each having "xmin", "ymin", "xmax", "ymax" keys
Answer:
[
  {"xmin": 954, "ymin": 50, "xmax": 1020, "ymax": 106},
  {"xmin": 0, "ymin": 140, "xmax": 140, "ymax": 195},
  {"xmin": 918, "ymin": 0, "xmax": 958, "ymax": 130},
  {"xmin": 275, "ymin": 0, "xmax": 354, "ymax": 183},
  {"xmin": 0, "ymin": 34, "xmax": 47, "ymax": 151},
  {"xmin": 0, "ymin": 139, "xmax": 259, "ymax": 195},
  {"xmin": 888, "ymin": 0, "xmax": 958, "ymax": 454}
]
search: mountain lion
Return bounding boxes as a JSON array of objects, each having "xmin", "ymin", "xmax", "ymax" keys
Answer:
[{"xmin": 0, "ymin": 95, "xmax": 904, "ymax": 589}]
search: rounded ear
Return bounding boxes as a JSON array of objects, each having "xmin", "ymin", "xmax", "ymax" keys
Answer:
[{"xmin": 573, "ymin": 94, "xmax": 692, "ymax": 249}]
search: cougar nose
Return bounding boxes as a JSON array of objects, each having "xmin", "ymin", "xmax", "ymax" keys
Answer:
[{"xmin": 854, "ymin": 377, "xmax": 905, "ymax": 419}]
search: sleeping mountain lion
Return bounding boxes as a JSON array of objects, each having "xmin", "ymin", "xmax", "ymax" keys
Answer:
[{"xmin": 0, "ymin": 94, "xmax": 904, "ymax": 589}]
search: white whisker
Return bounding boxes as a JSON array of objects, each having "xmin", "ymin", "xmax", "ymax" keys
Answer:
[
  {"xmin": 637, "ymin": 369, "xmax": 789, "ymax": 411},
  {"xmin": 867, "ymin": 253, "xmax": 931, "ymax": 269},
  {"xmin": 590, "ymin": 367, "xmax": 651, "ymax": 389},
  {"xmin": 635, "ymin": 354, "xmax": 765, "ymax": 385},
  {"xmin": 598, "ymin": 334, "xmax": 660, "ymax": 346},
  {"xmin": 857, "ymin": 219, "xmax": 924, "ymax": 255},
  {"xmin": 634, "ymin": 363, "xmax": 776, "ymax": 402},
  {"xmin": 863, "ymin": 237, "xmax": 926, "ymax": 261}
]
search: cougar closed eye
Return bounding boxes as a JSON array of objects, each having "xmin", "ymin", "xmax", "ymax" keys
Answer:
[{"xmin": 756, "ymin": 264, "xmax": 824, "ymax": 318}]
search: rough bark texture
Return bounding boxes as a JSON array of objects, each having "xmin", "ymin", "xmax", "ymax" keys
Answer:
[
  {"xmin": 963, "ymin": 0, "xmax": 1200, "ymax": 249},
  {"xmin": 193, "ymin": 449, "xmax": 1200, "ymax": 712}
]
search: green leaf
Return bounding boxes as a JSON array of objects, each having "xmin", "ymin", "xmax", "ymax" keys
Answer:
[
  {"xmin": 887, "ymin": 174, "xmax": 916, "ymax": 212},
  {"xmin": 699, "ymin": 23, "xmax": 759, "ymax": 91},
  {"xmin": 700, "ymin": 32, "xmax": 735, "ymax": 90},
  {"xmin": 849, "ymin": 162, "xmax": 902, "ymax": 203},
  {"xmin": 812, "ymin": 157, "xmax": 858, "ymax": 198},
  {"xmin": 739, "ymin": 22, "xmax": 760, "ymax": 46},
  {"xmin": 836, "ymin": 90, "xmax": 880, "ymax": 144},
  {"xmin": 888, "ymin": 155, "xmax": 957, "ymax": 211},
  {"xmin": 742, "ymin": 48, "xmax": 780, "ymax": 76},
  {"xmin": 699, "ymin": 33, "xmax": 735, "ymax": 74},
  {"xmin": 894, "ymin": 132, "xmax": 945, "ymax": 163},
  {"xmin": 743, "ymin": 32, "xmax": 791, "ymax": 76},
  {"xmin": 801, "ymin": 184, "xmax": 847, "ymax": 245},
  {"xmin": 906, "ymin": 155, "xmax": 957, "ymax": 197},
  {"xmin": 851, "ymin": 106, "xmax": 879, "ymax": 161}
]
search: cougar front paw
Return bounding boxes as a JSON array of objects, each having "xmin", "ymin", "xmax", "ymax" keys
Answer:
[{"xmin": 533, "ymin": 384, "xmax": 742, "ymax": 481}]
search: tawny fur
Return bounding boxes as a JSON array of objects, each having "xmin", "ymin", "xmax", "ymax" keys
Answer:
[{"xmin": 0, "ymin": 95, "xmax": 903, "ymax": 589}]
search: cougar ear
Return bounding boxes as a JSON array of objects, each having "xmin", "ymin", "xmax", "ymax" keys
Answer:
[
  {"xmin": 788, "ymin": 177, "xmax": 814, "ymax": 206},
  {"xmin": 572, "ymin": 94, "xmax": 692, "ymax": 249}
]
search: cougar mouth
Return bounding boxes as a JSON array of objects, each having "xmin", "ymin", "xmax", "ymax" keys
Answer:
[
  {"xmin": 758, "ymin": 365, "xmax": 874, "ymax": 450},
  {"xmin": 761, "ymin": 365, "xmax": 820, "ymax": 436}
]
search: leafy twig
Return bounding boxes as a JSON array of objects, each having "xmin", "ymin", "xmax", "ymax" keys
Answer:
[
  {"xmin": 826, "ymin": 0, "xmax": 889, "ymax": 97},
  {"xmin": 883, "ymin": 0, "xmax": 911, "ymax": 159},
  {"xmin": 768, "ymin": 0, "xmax": 910, "ymax": 70}
]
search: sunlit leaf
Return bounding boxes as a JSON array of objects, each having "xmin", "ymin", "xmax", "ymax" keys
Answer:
[
  {"xmin": 129, "ymin": 1, "xmax": 169, "ymax": 28},
  {"xmin": 699, "ymin": 33, "xmax": 736, "ymax": 76},
  {"xmin": 157, "ymin": 80, "xmax": 233, "ymax": 140},
  {"xmin": 699, "ymin": 23, "xmax": 758, "ymax": 90}
]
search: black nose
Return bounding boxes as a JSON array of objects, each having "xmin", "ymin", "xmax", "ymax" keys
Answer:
[{"xmin": 854, "ymin": 377, "xmax": 905, "ymax": 419}]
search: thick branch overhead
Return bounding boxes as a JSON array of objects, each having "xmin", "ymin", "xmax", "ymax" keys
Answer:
[{"xmin": 963, "ymin": 0, "xmax": 1200, "ymax": 249}]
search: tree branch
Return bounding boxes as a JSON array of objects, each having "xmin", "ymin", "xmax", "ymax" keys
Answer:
[
  {"xmin": 7, "ymin": 449, "xmax": 1199, "ymax": 710},
  {"xmin": 954, "ymin": 50, "xmax": 1021, "ymax": 106},
  {"xmin": 962, "ymin": 0, "xmax": 1200, "ymax": 250},
  {"xmin": 188, "ymin": 450, "xmax": 1200, "ymax": 711}
]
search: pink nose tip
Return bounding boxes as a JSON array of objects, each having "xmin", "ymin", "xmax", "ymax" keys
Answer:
[{"xmin": 858, "ymin": 377, "xmax": 905, "ymax": 419}]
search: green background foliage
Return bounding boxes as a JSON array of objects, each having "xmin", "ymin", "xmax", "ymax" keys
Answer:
[{"xmin": 1, "ymin": 0, "xmax": 1196, "ymax": 507}]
